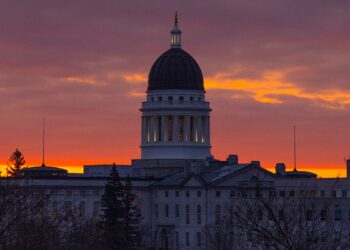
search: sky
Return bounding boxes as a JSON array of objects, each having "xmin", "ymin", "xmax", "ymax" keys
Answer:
[{"xmin": 1, "ymin": 0, "xmax": 350, "ymax": 177}]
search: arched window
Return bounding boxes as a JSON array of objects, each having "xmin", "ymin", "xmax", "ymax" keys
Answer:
[
  {"xmin": 215, "ymin": 205, "xmax": 221, "ymax": 225},
  {"xmin": 186, "ymin": 205, "xmax": 190, "ymax": 224},
  {"xmin": 197, "ymin": 205, "xmax": 201, "ymax": 224}
]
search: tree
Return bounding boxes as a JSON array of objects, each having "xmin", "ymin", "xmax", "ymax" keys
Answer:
[
  {"xmin": 7, "ymin": 149, "xmax": 25, "ymax": 177},
  {"xmin": 123, "ymin": 176, "xmax": 142, "ymax": 250},
  {"xmin": 99, "ymin": 166, "xmax": 126, "ymax": 250}
]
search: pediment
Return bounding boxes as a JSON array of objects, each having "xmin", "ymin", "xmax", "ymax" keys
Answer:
[
  {"xmin": 182, "ymin": 175, "xmax": 204, "ymax": 187},
  {"xmin": 210, "ymin": 165, "xmax": 275, "ymax": 187}
]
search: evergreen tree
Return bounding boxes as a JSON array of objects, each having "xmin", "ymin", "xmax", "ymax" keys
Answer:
[
  {"xmin": 99, "ymin": 166, "xmax": 126, "ymax": 250},
  {"xmin": 123, "ymin": 176, "xmax": 142, "ymax": 250},
  {"xmin": 7, "ymin": 149, "xmax": 25, "ymax": 177}
]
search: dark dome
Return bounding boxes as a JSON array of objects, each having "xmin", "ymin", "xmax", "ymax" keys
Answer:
[{"xmin": 148, "ymin": 48, "xmax": 204, "ymax": 91}]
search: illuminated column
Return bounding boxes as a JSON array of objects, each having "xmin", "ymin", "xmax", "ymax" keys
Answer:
[
  {"xmin": 196, "ymin": 116, "xmax": 202, "ymax": 143},
  {"xmin": 161, "ymin": 115, "xmax": 167, "ymax": 142},
  {"xmin": 149, "ymin": 116, "xmax": 154, "ymax": 143},
  {"xmin": 141, "ymin": 116, "xmax": 147, "ymax": 144},
  {"xmin": 173, "ymin": 115, "xmax": 179, "ymax": 142}
]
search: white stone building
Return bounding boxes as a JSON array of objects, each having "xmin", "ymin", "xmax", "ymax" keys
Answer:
[{"xmin": 11, "ymin": 13, "xmax": 350, "ymax": 250}]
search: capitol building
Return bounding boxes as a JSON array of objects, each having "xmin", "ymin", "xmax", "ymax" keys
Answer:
[{"xmin": 13, "ymin": 14, "xmax": 350, "ymax": 250}]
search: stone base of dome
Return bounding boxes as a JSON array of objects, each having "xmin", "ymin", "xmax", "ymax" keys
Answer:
[{"xmin": 141, "ymin": 144, "xmax": 211, "ymax": 160}]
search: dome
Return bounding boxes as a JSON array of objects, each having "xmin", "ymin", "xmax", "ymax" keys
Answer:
[{"xmin": 148, "ymin": 48, "xmax": 204, "ymax": 91}]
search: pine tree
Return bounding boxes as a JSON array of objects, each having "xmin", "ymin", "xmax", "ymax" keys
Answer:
[
  {"xmin": 99, "ymin": 166, "xmax": 126, "ymax": 250},
  {"xmin": 7, "ymin": 149, "xmax": 25, "ymax": 177},
  {"xmin": 123, "ymin": 176, "xmax": 142, "ymax": 250}
]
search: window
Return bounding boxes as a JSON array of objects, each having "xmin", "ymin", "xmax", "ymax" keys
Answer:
[
  {"xmin": 186, "ymin": 191, "xmax": 190, "ymax": 197},
  {"xmin": 168, "ymin": 96, "xmax": 173, "ymax": 103},
  {"xmin": 175, "ymin": 232, "xmax": 179, "ymax": 247},
  {"xmin": 321, "ymin": 209, "xmax": 327, "ymax": 220},
  {"xmin": 334, "ymin": 209, "xmax": 342, "ymax": 221},
  {"xmin": 198, "ymin": 97, "xmax": 202, "ymax": 101},
  {"xmin": 186, "ymin": 232, "xmax": 190, "ymax": 246},
  {"xmin": 215, "ymin": 205, "xmax": 221, "ymax": 225},
  {"xmin": 175, "ymin": 191, "xmax": 179, "ymax": 197},
  {"xmin": 197, "ymin": 232, "xmax": 201, "ymax": 247},
  {"xmin": 179, "ymin": 116, "xmax": 184, "ymax": 141},
  {"xmin": 310, "ymin": 190, "xmax": 316, "ymax": 197},
  {"xmin": 230, "ymin": 190, "xmax": 235, "ymax": 197},
  {"xmin": 79, "ymin": 201, "xmax": 85, "ymax": 218},
  {"xmin": 179, "ymin": 96, "xmax": 184, "ymax": 103},
  {"xmin": 229, "ymin": 205, "xmax": 234, "ymax": 225},
  {"xmin": 151, "ymin": 97, "xmax": 154, "ymax": 101},
  {"xmin": 278, "ymin": 209, "xmax": 284, "ymax": 221},
  {"xmin": 335, "ymin": 231, "xmax": 341, "ymax": 242},
  {"xmin": 216, "ymin": 191, "xmax": 221, "ymax": 197},
  {"xmin": 165, "ymin": 191, "xmax": 169, "ymax": 197},
  {"xmin": 279, "ymin": 190, "xmax": 285, "ymax": 197},
  {"xmin": 342, "ymin": 190, "xmax": 347, "ymax": 198},
  {"xmin": 197, "ymin": 205, "xmax": 201, "ymax": 224},
  {"xmin": 165, "ymin": 204, "xmax": 169, "ymax": 217},
  {"xmin": 80, "ymin": 190, "xmax": 86, "ymax": 196},
  {"xmin": 158, "ymin": 96, "xmax": 162, "ymax": 102},
  {"xmin": 197, "ymin": 190, "xmax": 201, "ymax": 197},
  {"xmin": 320, "ymin": 190, "xmax": 326, "ymax": 197},
  {"xmin": 289, "ymin": 190, "xmax": 295, "ymax": 197},
  {"xmin": 299, "ymin": 190, "xmax": 305, "ymax": 197},
  {"xmin": 186, "ymin": 205, "xmax": 190, "ymax": 224},
  {"xmin": 332, "ymin": 190, "xmax": 337, "ymax": 198},
  {"xmin": 93, "ymin": 201, "xmax": 99, "ymax": 217},
  {"xmin": 190, "ymin": 96, "xmax": 194, "ymax": 102},
  {"xmin": 175, "ymin": 204, "xmax": 180, "ymax": 217},
  {"xmin": 167, "ymin": 116, "xmax": 173, "ymax": 141},
  {"xmin": 155, "ymin": 205, "xmax": 159, "ymax": 218},
  {"xmin": 306, "ymin": 209, "xmax": 313, "ymax": 221}
]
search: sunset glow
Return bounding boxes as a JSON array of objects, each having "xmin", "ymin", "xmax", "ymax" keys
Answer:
[{"xmin": 1, "ymin": 0, "xmax": 349, "ymax": 178}]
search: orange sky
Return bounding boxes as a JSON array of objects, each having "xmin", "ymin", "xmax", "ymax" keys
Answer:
[{"xmin": 1, "ymin": 1, "xmax": 350, "ymax": 178}]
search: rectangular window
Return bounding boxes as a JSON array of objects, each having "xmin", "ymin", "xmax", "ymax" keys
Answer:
[
  {"xmin": 332, "ymin": 190, "xmax": 337, "ymax": 198},
  {"xmin": 306, "ymin": 209, "xmax": 313, "ymax": 221},
  {"xmin": 342, "ymin": 190, "xmax": 347, "ymax": 198},
  {"xmin": 158, "ymin": 96, "xmax": 162, "ymax": 102},
  {"xmin": 186, "ymin": 232, "xmax": 190, "ymax": 247},
  {"xmin": 230, "ymin": 190, "xmax": 235, "ymax": 197},
  {"xmin": 165, "ymin": 191, "xmax": 169, "ymax": 197},
  {"xmin": 197, "ymin": 205, "xmax": 201, "ymax": 224},
  {"xmin": 197, "ymin": 190, "xmax": 201, "ymax": 197},
  {"xmin": 175, "ymin": 204, "xmax": 179, "ymax": 217},
  {"xmin": 197, "ymin": 232, "xmax": 201, "ymax": 247},
  {"xmin": 79, "ymin": 201, "xmax": 85, "ymax": 218},
  {"xmin": 289, "ymin": 190, "xmax": 295, "ymax": 197},
  {"xmin": 175, "ymin": 232, "xmax": 179, "ymax": 247},
  {"xmin": 335, "ymin": 209, "xmax": 342, "ymax": 221},
  {"xmin": 168, "ymin": 96, "xmax": 173, "ymax": 103},
  {"xmin": 216, "ymin": 191, "xmax": 221, "ymax": 197},
  {"xmin": 165, "ymin": 204, "xmax": 169, "ymax": 217},
  {"xmin": 279, "ymin": 190, "xmax": 285, "ymax": 197},
  {"xmin": 320, "ymin": 190, "xmax": 326, "ymax": 197},
  {"xmin": 278, "ymin": 209, "xmax": 284, "ymax": 221},
  {"xmin": 155, "ymin": 205, "xmax": 159, "ymax": 218},
  {"xmin": 175, "ymin": 190, "xmax": 179, "ymax": 197},
  {"xmin": 186, "ymin": 191, "xmax": 190, "ymax": 197},
  {"xmin": 321, "ymin": 209, "xmax": 327, "ymax": 220},
  {"xmin": 186, "ymin": 205, "xmax": 190, "ymax": 224},
  {"xmin": 157, "ymin": 116, "xmax": 162, "ymax": 142},
  {"xmin": 335, "ymin": 231, "xmax": 341, "ymax": 242},
  {"xmin": 179, "ymin": 96, "xmax": 184, "ymax": 103}
]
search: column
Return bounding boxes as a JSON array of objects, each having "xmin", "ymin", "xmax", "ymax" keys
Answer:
[
  {"xmin": 161, "ymin": 115, "xmax": 167, "ymax": 142},
  {"xmin": 196, "ymin": 116, "xmax": 202, "ymax": 143},
  {"xmin": 173, "ymin": 115, "xmax": 179, "ymax": 142},
  {"xmin": 141, "ymin": 116, "xmax": 147, "ymax": 144},
  {"xmin": 149, "ymin": 116, "xmax": 154, "ymax": 143},
  {"xmin": 185, "ymin": 116, "xmax": 191, "ymax": 142},
  {"xmin": 205, "ymin": 116, "xmax": 210, "ymax": 145}
]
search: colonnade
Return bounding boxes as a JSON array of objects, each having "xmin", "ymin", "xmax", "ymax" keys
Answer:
[{"xmin": 141, "ymin": 115, "xmax": 210, "ymax": 144}]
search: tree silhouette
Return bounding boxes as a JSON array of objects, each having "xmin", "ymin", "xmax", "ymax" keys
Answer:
[
  {"xmin": 7, "ymin": 149, "xmax": 25, "ymax": 177},
  {"xmin": 99, "ymin": 166, "xmax": 126, "ymax": 250},
  {"xmin": 123, "ymin": 176, "xmax": 142, "ymax": 249}
]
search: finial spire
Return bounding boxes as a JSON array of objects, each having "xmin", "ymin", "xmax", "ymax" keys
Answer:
[
  {"xmin": 175, "ymin": 9, "xmax": 178, "ymax": 26},
  {"xmin": 293, "ymin": 125, "xmax": 297, "ymax": 171},
  {"xmin": 170, "ymin": 10, "xmax": 182, "ymax": 48}
]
